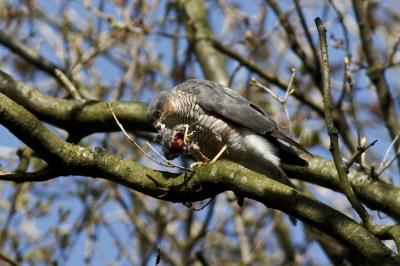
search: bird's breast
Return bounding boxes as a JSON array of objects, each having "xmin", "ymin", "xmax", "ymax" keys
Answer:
[{"xmin": 166, "ymin": 92, "xmax": 246, "ymax": 159}]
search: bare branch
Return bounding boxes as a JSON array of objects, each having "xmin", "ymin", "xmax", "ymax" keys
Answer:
[
  {"xmin": 381, "ymin": 133, "xmax": 400, "ymax": 167},
  {"xmin": 250, "ymin": 69, "xmax": 296, "ymax": 138},
  {"xmin": 213, "ymin": 40, "xmax": 359, "ymax": 153},
  {"xmin": 106, "ymin": 102, "xmax": 190, "ymax": 171},
  {"xmin": 55, "ymin": 69, "xmax": 83, "ymax": 100},
  {"xmin": 377, "ymin": 145, "xmax": 400, "ymax": 177},
  {"xmin": 178, "ymin": 0, "xmax": 230, "ymax": 85},
  {"xmin": 0, "ymin": 30, "xmax": 66, "ymax": 83},
  {"xmin": 0, "ymin": 70, "xmax": 152, "ymax": 138},
  {"xmin": 0, "ymin": 250, "xmax": 21, "ymax": 266},
  {"xmin": 352, "ymin": 0, "xmax": 400, "ymax": 166},
  {"xmin": 266, "ymin": 0, "xmax": 321, "ymax": 88},
  {"xmin": 345, "ymin": 140, "xmax": 377, "ymax": 169},
  {"xmin": 383, "ymin": 34, "xmax": 400, "ymax": 68},
  {"xmin": 316, "ymin": 16, "xmax": 400, "ymax": 253}
]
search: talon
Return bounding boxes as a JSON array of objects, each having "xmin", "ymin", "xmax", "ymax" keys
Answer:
[
  {"xmin": 190, "ymin": 161, "xmax": 205, "ymax": 168},
  {"xmin": 183, "ymin": 124, "xmax": 195, "ymax": 145},
  {"xmin": 190, "ymin": 145, "xmax": 211, "ymax": 168},
  {"xmin": 192, "ymin": 145, "xmax": 211, "ymax": 162},
  {"xmin": 190, "ymin": 144, "xmax": 229, "ymax": 169}
]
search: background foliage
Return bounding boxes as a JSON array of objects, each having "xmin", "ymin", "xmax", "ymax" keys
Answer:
[{"xmin": 0, "ymin": 0, "xmax": 400, "ymax": 265}]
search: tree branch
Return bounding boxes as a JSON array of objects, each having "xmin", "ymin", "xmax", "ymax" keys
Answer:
[
  {"xmin": 0, "ymin": 30, "xmax": 66, "ymax": 84},
  {"xmin": 265, "ymin": 0, "xmax": 321, "ymax": 88},
  {"xmin": 317, "ymin": 15, "xmax": 372, "ymax": 227},
  {"xmin": 0, "ymin": 250, "xmax": 21, "ymax": 266},
  {"xmin": 0, "ymin": 87, "xmax": 400, "ymax": 264},
  {"xmin": 316, "ymin": 16, "xmax": 400, "ymax": 252},
  {"xmin": 352, "ymin": 0, "xmax": 400, "ymax": 159},
  {"xmin": 283, "ymin": 154, "xmax": 400, "ymax": 221},
  {"xmin": 177, "ymin": 0, "xmax": 230, "ymax": 85},
  {"xmin": 2, "ymin": 70, "xmax": 400, "ymax": 222},
  {"xmin": 213, "ymin": 41, "xmax": 324, "ymax": 114},
  {"xmin": 0, "ymin": 70, "xmax": 153, "ymax": 139},
  {"xmin": 213, "ymin": 41, "xmax": 358, "ymax": 153}
]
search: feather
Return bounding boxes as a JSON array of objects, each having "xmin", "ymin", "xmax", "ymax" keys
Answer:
[{"xmin": 175, "ymin": 79, "xmax": 311, "ymax": 158}]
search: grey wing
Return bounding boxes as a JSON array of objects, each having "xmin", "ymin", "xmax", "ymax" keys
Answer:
[
  {"xmin": 174, "ymin": 79, "xmax": 311, "ymax": 154},
  {"xmin": 173, "ymin": 79, "xmax": 278, "ymax": 134}
]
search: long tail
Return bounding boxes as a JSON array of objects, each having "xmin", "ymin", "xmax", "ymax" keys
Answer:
[{"xmin": 270, "ymin": 129, "xmax": 311, "ymax": 156}]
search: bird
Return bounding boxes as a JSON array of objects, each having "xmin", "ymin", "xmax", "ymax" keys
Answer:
[
  {"xmin": 147, "ymin": 79, "xmax": 310, "ymax": 187},
  {"xmin": 154, "ymin": 123, "xmax": 199, "ymax": 160}
]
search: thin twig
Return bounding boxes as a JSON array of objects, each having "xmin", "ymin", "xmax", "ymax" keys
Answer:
[
  {"xmin": 106, "ymin": 102, "xmax": 190, "ymax": 171},
  {"xmin": 378, "ymin": 132, "xmax": 400, "ymax": 173},
  {"xmin": 55, "ymin": 69, "xmax": 82, "ymax": 100},
  {"xmin": 284, "ymin": 68, "xmax": 296, "ymax": 102},
  {"xmin": 212, "ymin": 40, "xmax": 325, "ymax": 114},
  {"xmin": 344, "ymin": 57, "xmax": 361, "ymax": 145},
  {"xmin": 80, "ymin": 0, "xmax": 143, "ymax": 33},
  {"xmin": 376, "ymin": 146, "xmax": 400, "ymax": 177},
  {"xmin": 344, "ymin": 56, "xmax": 366, "ymax": 166},
  {"xmin": 0, "ymin": 31, "xmax": 66, "ymax": 83},
  {"xmin": 250, "ymin": 70, "xmax": 296, "ymax": 138},
  {"xmin": 316, "ymin": 15, "xmax": 373, "ymax": 226},
  {"xmin": 327, "ymin": 0, "xmax": 351, "ymax": 57},
  {"xmin": 283, "ymin": 68, "xmax": 296, "ymax": 138},
  {"xmin": 383, "ymin": 34, "xmax": 400, "ymax": 68},
  {"xmin": 352, "ymin": 0, "xmax": 400, "ymax": 175},
  {"xmin": 34, "ymin": 37, "xmax": 44, "ymax": 52},
  {"xmin": 145, "ymin": 142, "xmax": 191, "ymax": 171},
  {"xmin": 345, "ymin": 140, "xmax": 377, "ymax": 169},
  {"xmin": 293, "ymin": 0, "xmax": 319, "ymax": 67},
  {"xmin": 0, "ymin": 250, "xmax": 21, "ymax": 266},
  {"xmin": 247, "ymin": 211, "xmax": 281, "ymax": 263},
  {"xmin": 193, "ymin": 196, "xmax": 215, "ymax": 211},
  {"xmin": 232, "ymin": 200, "xmax": 251, "ymax": 263},
  {"xmin": 227, "ymin": 20, "xmax": 281, "ymax": 87},
  {"xmin": 265, "ymin": 0, "xmax": 320, "ymax": 87},
  {"xmin": 251, "ymin": 77, "xmax": 279, "ymax": 100}
]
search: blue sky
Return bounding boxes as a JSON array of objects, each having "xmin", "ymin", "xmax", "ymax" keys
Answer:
[{"xmin": 1, "ymin": 0, "xmax": 399, "ymax": 265}]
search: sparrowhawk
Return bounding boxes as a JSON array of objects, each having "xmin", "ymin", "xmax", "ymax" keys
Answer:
[{"xmin": 147, "ymin": 79, "xmax": 310, "ymax": 187}]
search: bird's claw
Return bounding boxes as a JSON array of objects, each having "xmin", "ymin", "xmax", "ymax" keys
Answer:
[
  {"xmin": 190, "ymin": 161, "xmax": 208, "ymax": 168},
  {"xmin": 183, "ymin": 124, "xmax": 195, "ymax": 145},
  {"xmin": 190, "ymin": 145, "xmax": 211, "ymax": 168},
  {"xmin": 190, "ymin": 144, "xmax": 229, "ymax": 169}
]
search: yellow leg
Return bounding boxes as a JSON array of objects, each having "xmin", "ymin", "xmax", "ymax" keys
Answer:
[
  {"xmin": 190, "ymin": 144, "xmax": 228, "ymax": 168},
  {"xmin": 209, "ymin": 144, "xmax": 228, "ymax": 163},
  {"xmin": 190, "ymin": 148, "xmax": 211, "ymax": 168}
]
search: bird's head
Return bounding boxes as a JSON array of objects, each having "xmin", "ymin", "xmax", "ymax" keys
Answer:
[{"xmin": 147, "ymin": 91, "xmax": 175, "ymax": 128}]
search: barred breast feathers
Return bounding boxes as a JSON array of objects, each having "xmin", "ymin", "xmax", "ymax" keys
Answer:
[{"xmin": 174, "ymin": 90, "xmax": 244, "ymax": 157}]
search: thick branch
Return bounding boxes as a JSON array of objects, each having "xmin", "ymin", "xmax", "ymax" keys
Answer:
[
  {"xmin": 2, "ymin": 70, "xmax": 400, "ymax": 222},
  {"xmin": 0, "ymin": 70, "xmax": 152, "ymax": 139},
  {"xmin": 3, "ymin": 68, "xmax": 400, "ymax": 224},
  {"xmin": 0, "ymin": 90, "xmax": 400, "ymax": 265},
  {"xmin": 284, "ymin": 154, "xmax": 400, "ymax": 221},
  {"xmin": 316, "ymin": 17, "xmax": 400, "ymax": 251},
  {"xmin": 177, "ymin": 0, "xmax": 230, "ymax": 85},
  {"xmin": 352, "ymin": 0, "xmax": 400, "ymax": 153}
]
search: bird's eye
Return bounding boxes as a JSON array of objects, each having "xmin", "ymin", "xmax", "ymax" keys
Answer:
[{"xmin": 154, "ymin": 109, "xmax": 162, "ymax": 117}]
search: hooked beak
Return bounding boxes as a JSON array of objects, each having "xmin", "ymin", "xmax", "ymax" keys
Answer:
[{"xmin": 154, "ymin": 121, "xmax": 165, "ymax": 131}]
